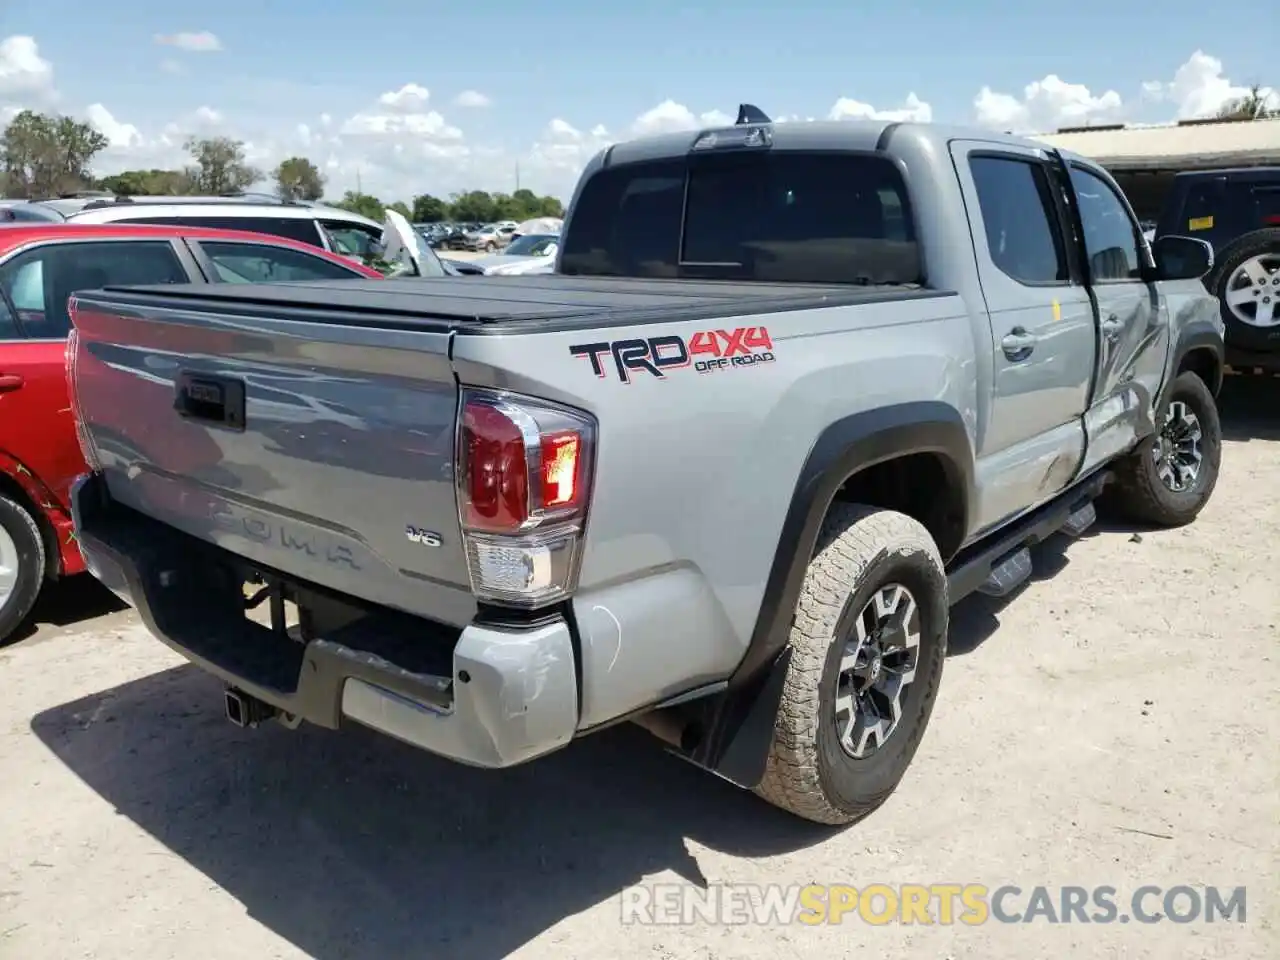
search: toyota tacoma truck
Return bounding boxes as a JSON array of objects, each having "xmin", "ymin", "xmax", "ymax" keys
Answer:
[{"xmin": 65, "ymin": 109, "xmax": 1226, "ymax": 824}]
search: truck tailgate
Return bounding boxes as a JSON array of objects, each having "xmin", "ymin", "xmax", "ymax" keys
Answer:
[{"xmin": 68, "ymin": 289, "xmax": 475, "ymax": 627}]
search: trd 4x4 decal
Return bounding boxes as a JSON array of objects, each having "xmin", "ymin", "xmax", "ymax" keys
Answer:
[{"xmin": 569, "ymin": 325, "xmax": 775, "ymax": 383}]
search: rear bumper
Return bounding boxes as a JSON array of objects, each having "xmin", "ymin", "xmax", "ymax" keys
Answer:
[{"xmin": 70, "ymin": 473, "xmax": 579, "ymax": 768}]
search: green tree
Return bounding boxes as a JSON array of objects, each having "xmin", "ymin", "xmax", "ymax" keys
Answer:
[
  {"xmin": 184, "ymin": 136, "xmax": 262, "ymax": 195},
  {"xmin": 1, "ymin": 110, "xmax": 109, "ymax": 198},
  {"xmin": 1216, "ymin": 84, "xmax": 1280, "ymax": 120},
  {"xmin": 332, "ymin": 190, "xmax": 384, "ymax": 220},
  {"xmin": 386, "ymin": 200, "xmax": 412, "ymax": 219},
  {"xmin": 274, "ymin": 156, "xmax": 325, "ymax": 202},
  {"xmin": 411, "ymin": 193, "xmax": 449, "ymax": 222},
  {"xmin": 448, "ymin": 190, "xmax": 498, "ymax": 222},
  {"xmin": 96, "ymin": 168, "xmax": 196, "ymax": 196}
]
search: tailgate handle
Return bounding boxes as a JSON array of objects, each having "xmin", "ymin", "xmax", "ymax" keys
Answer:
[
  {"xmin": 0, "ymin": 373, "xmax": 24, "ymax": 393},
  {"xmin": 174, "ymin": 371, "xmax": 246, "ymax": 430}
]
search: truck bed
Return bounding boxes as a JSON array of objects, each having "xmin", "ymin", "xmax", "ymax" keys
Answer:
[{"xmin": 91, "ymin": 274, "xmax": 943, "ymax": 333}]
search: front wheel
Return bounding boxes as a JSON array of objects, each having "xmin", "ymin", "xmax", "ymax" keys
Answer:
[
  {"xmin": 1104, "ymin": 371, "xmax": 1222, "ymax": 527},
  {"xmin": 754, "ymin": 504, "xmax": 948, "ymax": 825}
]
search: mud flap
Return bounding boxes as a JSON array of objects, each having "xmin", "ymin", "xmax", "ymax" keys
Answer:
[{"xmin": 695, "ymin": 646, "xmax": 793, "ymax": 789}]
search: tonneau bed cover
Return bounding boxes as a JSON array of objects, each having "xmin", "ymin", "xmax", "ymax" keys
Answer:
[{"xmin": 89, "ymin": 274, "xmax": 938, "ymax": 332}]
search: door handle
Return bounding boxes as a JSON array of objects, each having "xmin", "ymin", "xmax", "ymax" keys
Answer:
[
  {"xmin": 1100, "ymin": 314, "xmax": 1125, "ymax": 341},
  {"xmin": 0, "ymin": 373, "xmax": 24, "ymax": 393},
  {"xmin": 1001, "ymin": 327, "xmax": 1037, "ymax": 362}
]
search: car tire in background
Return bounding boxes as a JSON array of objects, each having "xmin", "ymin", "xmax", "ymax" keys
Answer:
[
  {"xmin": 0, "ymin": 494, "xmax": 46, "ymax": 645},
  {"xmin": 754, "ymin": 504, "xmax": 948, "ymax": 825},
  {"xmin": 1204, "ymin": 227, "xmax": 1280, "ymax": 355},
  {"xmin": 1103, "ymin": 371, "xmax": 1223, "ymax": 528}
]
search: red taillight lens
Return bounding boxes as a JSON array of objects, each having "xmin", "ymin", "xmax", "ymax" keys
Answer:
[
  {"xmin": 461, "ymin": 400, "xmax": 530, "ymax": 533},
  {"xmin": 456, "ymin": 389, "xmax": 596, "ymax": 607}
]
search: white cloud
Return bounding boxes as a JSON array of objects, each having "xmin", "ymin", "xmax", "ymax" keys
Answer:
[
  {"xmin": 1147, "ymin": 50, "xmax": 1277, "ymax": 119},
  {"xmin": 159, "ymin": 58, "xmax": 184, "ymax": 75},
  {"xmin": 154, "ymin": 31, "xmax": 222, "ymax": 53},
  {"xmin": 977, "ymin": 50, "xmax": 1277, "ymax": 133},
  {"xmin": 85, "ymin": 103, "xmax": 141, "ymax": 149},
  {"xmin": 0, "ymin": 35, "xmax": 55, "ymax": 104},
  {"xmin": 828, "ymin": 92, "xmax": 932, "ymax": 123},
  {"xmin": 629, "ymin": 99, "xmax": 733, "ymax": 136},
  {"xmin": 454, "ymin": 90, "xmax": 492, "ymax": 108},
  {"xmin": 376, "ymin": 83, "xmax": 430, "ymax": 112},
  {"xmin": 974, "ymin": 75, "xmax": 1123, "ymax": 132},
  {"xmin": 193, "ymin": 105, "xmax": 223, "ymax": 126}
]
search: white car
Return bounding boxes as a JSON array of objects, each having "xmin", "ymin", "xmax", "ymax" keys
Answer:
[{"xmin": 463, "ymin": 233, "xmax": 559, "ymax": 275}]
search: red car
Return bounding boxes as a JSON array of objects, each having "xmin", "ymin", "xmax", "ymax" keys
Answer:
[{"xmin": 0, "ymin": 222, "xmax": 384, "ymax": 642}]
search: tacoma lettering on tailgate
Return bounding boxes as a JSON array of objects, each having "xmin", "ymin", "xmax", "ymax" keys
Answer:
[{"xmin": 569, "ymin": 326, "xmax": 775, "ymax": 383}]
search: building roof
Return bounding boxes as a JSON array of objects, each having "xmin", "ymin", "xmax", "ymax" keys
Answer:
[{"xmin": 1030, "ymin": 117, "xmax": 1280, "ymax": 171}]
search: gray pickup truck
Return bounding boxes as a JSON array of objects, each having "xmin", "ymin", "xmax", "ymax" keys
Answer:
[{"xmin": 65, "ymin": 110, "xmax": 1225, "ymax": 824}]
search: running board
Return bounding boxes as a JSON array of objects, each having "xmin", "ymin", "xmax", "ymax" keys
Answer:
[
  {"xmin": 947, "ymin": 470, "xmax": 1111, "ymax": 605},
  {"xmin": 976, "ymin": 546, "xmax": 1031, "ymax": 598},
  {"xmin": 1060, "ymin": 501, "xmax": 1097, "ymax": 538}
]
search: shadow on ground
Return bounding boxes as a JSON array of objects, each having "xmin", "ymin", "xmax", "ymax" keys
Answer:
[
  {"xmin": 32, "ymin": 672, "xmax": 829, "ymax": 960},
  {"xmin": 1218, "ymin": 374, "xmax": 1280, "ymax": 441},
  {"xmin": 4, "ymin": 574, "xmax": 127, "ymax": 647}
]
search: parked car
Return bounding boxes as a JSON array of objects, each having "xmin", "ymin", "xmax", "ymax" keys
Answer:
[
  {"xmin": 0, "ymin": 201, "xmax": 66, "ymax": 224},
  {"xmin": 34, "ymin": 196, "xmax": 458, "ymax": 277},
  {"xmin": 461, "ymin": 233, "xmax": 559, "ymax": 275},
  {"xmin": 65, "ymin": 111, "xmax": 1224, "ymax": 824},
  {"xmin": 0, "ymin": 222, "xmax": 388, "ymax": 644},
  {"xmin": 460, "ymin": 223, "xmax": 511, "ymax": 252},
  {"xmin": 1152, "ymin": 167, "xmax": 1280, "ymax": 373}
]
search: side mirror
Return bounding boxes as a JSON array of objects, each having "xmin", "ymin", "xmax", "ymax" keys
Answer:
[{"xmin": 1152, "ymin": 235, "xmax": 1214, "ymax": 281}]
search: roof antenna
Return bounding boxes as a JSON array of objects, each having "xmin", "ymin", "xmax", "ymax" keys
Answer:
[{"xmin": 736, "ymin": 103, "xmax": 771, "ymax": 125}]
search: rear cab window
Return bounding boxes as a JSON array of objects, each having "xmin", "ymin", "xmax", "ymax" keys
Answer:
[{"xmin": 559, "ymin": 150, "xmax": 922, "ymax": 285}]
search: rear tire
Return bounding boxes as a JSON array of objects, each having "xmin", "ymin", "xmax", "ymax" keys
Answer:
[
  {"xmin": 0, "ymin": 495, "xmax": 46, "ymax": 645},
  {"xmin": 1205, "ymin": 228, "xmax": 1280, "ymax": 355},
  {"xmin": 754, "ymin": 504, "xmax": 948, "ymax": 825},
  {"xmin": 1105, "ymin": 371, "xmax": 1222, "ymax": 527}
]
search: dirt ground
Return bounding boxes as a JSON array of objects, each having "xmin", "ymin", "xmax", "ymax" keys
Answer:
[{"xmin": 1, "ymin": 378, "xmax": 1277, "ymax": 960}]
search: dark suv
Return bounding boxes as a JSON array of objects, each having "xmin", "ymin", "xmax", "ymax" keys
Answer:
[{"xmin": 1155, "ymin": 168, "xmax": 1280, "ymax": 371}]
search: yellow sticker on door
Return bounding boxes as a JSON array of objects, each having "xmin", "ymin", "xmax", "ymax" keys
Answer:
[
  {"xmin": 1189, "ymin": 216, "xmax": 1214, "ymax": 230},
  {"xmin": 1052, "ymin": 299, "xmax": 1062, "ymax": 322}
]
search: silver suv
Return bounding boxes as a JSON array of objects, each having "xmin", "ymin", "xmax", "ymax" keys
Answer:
[{"xmin": 33, "ymin": 196, "xmax": 451, "ymax": 275}]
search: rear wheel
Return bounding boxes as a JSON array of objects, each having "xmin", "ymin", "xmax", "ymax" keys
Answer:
[
  {"xmin": 1104, "ymin": 371, "xmax": 1222, "ymax": 527},
  {"xmin": 754, "ymin": 504, "xmax": 948, "ymax": 825},
  {"xmin": 0, "ymin": 495, "xmax": 46, "ymax": 644}
]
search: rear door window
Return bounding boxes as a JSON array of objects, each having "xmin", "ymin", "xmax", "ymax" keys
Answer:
[
  {"xmin": 196, "ymin": 240, "xmax": 368, "ymax": 283},
  {"xmin": 0, "ymin": 240, "xmax": 188, "ymax": 339},
  {"xmin": 968, "ymin": 155, "xmax": 1069, "ymax": 285},
  {"xmin": 560, "ymin": 151, "xmax": 921, "ymax": 285}
]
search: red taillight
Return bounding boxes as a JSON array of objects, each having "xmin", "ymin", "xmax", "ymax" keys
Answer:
[
  {"xmin": 1265, "ymin": 215, "xmax": 1280, "ymax": 225},
  {"xmin": 461, "ymin": 401, "xmax": 530, "ymax": 533},
  {"xmin": 456, "ymin": 389, "xmax": 595, "ymax": 607}
]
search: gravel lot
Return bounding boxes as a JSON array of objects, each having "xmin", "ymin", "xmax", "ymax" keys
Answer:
[{"xmin": 2, "ymin": 378, "xmax": 1277, "ymax": 960}]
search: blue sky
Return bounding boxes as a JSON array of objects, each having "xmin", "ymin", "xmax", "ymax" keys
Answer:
[{"xmin": 1, "ymin": 0, "xmax": 1275, "ymax": 200}]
